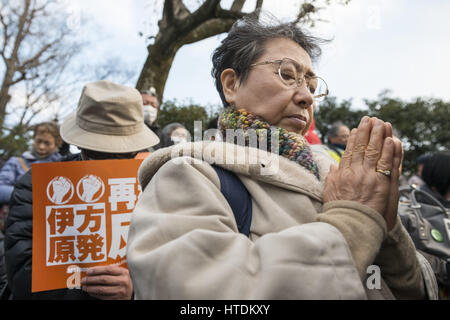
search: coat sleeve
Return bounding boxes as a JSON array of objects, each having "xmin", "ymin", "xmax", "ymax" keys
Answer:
[
  {"xmin": 0, "ymin": 231, "xmax": 8, "ymax": 297},
  {"xmin": 127, "ymin": 157, "xmax": 367, "ymax": 299},
  {"xmin": 373, "ymin": 216, "xmax": 427, "ymax": 299},
  {"xmin": 317, "ymin": 204, "xmax": 426, "ymax": 299},
  {"xmin": 4, "ymin": 170, "xmax": 34, "ymax": 299},
  {"xmin": 0, "ymin": 157, "xmax": 20, "ymax": 204}
]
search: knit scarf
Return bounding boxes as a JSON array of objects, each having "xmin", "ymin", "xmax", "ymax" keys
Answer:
[{"xmin": 218, "ymin": 107, "xmax": 320, "ymax": 180}]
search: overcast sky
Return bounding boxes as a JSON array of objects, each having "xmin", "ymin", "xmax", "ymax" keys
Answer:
[{"xmin": 65, "ymin": 0, "xmax": 450, "ymax": 112}]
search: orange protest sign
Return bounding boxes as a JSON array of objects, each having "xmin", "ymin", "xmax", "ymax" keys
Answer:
[
  {"xmin": 32, "ymin": 159, "xmax": 143, "ymax": 293},
  {"xmin": 134, "ymin": 152, "xmax": 151, "ymax": 160}
]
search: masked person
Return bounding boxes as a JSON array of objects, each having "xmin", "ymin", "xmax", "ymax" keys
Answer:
[
  {"xmin": 141, "ymin": 88, "xmax": 161, "ymax": 149},
  {"xmin": 158, "ymin": 123, "xmax": 190, "ymax": 149}
]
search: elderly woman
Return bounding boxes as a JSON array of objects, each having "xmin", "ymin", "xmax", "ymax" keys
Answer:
[{"xmin": 126, "ymin": 15, "xmax": 436, "ymax": 299}]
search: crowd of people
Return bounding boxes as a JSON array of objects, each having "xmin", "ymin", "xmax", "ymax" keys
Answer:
[{"xmin": 0, "ymin": 14, "xmax": 448, "ymax": 301}]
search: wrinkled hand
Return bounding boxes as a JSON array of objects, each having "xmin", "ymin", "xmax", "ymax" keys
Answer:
[
  {"xmin": 81, "ymin": 265, "xmax": 133, "ymax": 300},
  {"xmin": 51, "ymin": 177, "xmax": 71, "ymax": 203},
  {"xmin": 323, "ymin": 116, "xmax": 402, "ymax": 231},
  {"xmin": 384, "ymin": 136, "xmax": 403, "ymax": 230}
]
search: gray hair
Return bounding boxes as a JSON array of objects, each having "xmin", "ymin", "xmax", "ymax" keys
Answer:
[
  {"xmin": 327, "ymin": 121, "xmax": 346, "ymax": 139},
  {"xmin": 211, "ymin": 12, "xmax": 327, "ymax": 107}
]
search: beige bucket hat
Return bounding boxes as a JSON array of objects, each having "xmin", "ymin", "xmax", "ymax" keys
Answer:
[{"xmin": 60, "ymin": 80, "xmax": 160, "ymax": 153}]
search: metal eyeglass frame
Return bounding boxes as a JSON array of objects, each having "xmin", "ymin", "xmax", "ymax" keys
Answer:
[{"xmin": 249, "ymin": 57, "xmax": 329, "ymax": 99}]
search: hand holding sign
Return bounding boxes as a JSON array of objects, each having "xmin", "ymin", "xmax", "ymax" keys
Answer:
[{"xmin": 81, "ymin": 265, "xmax": 133, "ymax": 300}]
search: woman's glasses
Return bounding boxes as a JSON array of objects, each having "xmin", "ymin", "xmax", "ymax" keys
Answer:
[{"xmin": 250, "ymin": 58, "xmax": 329, "ymax": 100}]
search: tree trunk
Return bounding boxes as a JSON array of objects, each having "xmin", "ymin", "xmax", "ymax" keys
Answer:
[
  {"xmin": 136, "ymin": 0, "xmax": 347, "ymax": 103},
  {"xmin": 136, "ymin": 0, "xmax": 247, "ymax": 103},
  {"xmin": 136, "ymin": 18, "xmax": 236, "ymax": 103},
  {"xmin": 136, "ymin": 43, "xmax": 177, "ymax": 104}
]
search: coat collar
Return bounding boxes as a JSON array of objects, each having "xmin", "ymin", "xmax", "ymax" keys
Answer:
[{"xmin": 138, "ymin": 141, "xmax": 335, "ymax": 201}]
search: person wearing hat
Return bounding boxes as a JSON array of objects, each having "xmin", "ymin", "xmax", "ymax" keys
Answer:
[{"xmin": 4, "ymin": 80, "xmax": 159, "ymax": 300}]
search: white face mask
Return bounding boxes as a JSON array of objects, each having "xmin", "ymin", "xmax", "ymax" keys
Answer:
[
  {"xmin": 144, "ymin": 106, "xmax": 158, "ymax": 125},
  {"xmin": 170, "ymin": 127, "xmax": 189, "ymax": 145},
  {"xmin": 170, "ymin": 136, "xmax": 188, "ymax": 145}
]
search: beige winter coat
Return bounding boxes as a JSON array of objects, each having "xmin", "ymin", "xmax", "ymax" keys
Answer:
[{"xmin": 127, "ymin": 141, "xmax": 434, "ymax": 299}]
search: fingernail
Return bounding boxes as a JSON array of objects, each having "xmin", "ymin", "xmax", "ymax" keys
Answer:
[
  {"xmin": 375, "ymin": 119, "xmax": 383, "ymax": 126},
  {"xmin": 362, "ymin": 116, "xmax": 369, "ymax": 123}
]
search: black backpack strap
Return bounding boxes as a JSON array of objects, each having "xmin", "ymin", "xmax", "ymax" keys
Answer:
[{"xmin": 212, "ymin": 165, "xmax": 252, "ymax": 237}]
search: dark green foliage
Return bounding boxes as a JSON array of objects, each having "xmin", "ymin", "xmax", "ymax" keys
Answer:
[
  {"xmin": 314, "ymin": 96, "xmax": 366, "ymax": 141},
  {"xmin": 157, "ymin": 100, "xmax": 221, "ymax": 138},
  {"xmin": 0, "ymin": 124, "xmax": 31, "ymax": 161},
  {"xmin": 364, "ymin": 94, "xmax": 450, "ymax": 175}
]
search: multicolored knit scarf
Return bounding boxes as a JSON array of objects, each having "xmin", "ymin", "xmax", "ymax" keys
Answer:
[{"xmin": 218, "ymin": 107, "xmax": 320, "ymax": 180}]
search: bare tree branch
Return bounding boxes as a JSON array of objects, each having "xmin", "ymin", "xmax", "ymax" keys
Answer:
[
  {"xmin": 162, "ymin": 0, "xmax": 176, "ymax": 25},
  {"xmin": 10, "ymin": 0, "xmax": 32, "ymax": 60},
  {"xmin": 181, "ymin": 17, "xmax": 236, "ymax": 45},
  {"xmin": 172, "ymin": 0, "xmax": 191, "ymax": 19},
  {"xmin": 230, "ymin": 0, "xmax": 246, "ymax": 12},
  {"xmin": 0, "ymin": 13, "xmax": 11, "ymax": 60},
  {"xmin": 255, "ymin": 0, "xmax": 263, "ymax": 10},
  {"xmin": 17, "ymin": 43, "xmax": 53, "ymax": 70},
  {"xmin": 293, "ymin": 1, "xmax": 322, "ymax": 25},
  {"xmin": 161, "ymin": 0, "xmax": 191, "ymax": 28},
  {"xmin": 137, "ymin": 0, "xmax": 351, "ymax": 103},
  {"xmin": 253, "ymin": 0, "xmax": 264, "ymax": 18},
  {"xmin": 0, "ymin": 0, "xmax": 86, "ymax": 152}
]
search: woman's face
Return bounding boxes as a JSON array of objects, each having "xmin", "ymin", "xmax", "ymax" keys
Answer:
[
  {"xmin": 32, "ymin": 132, "xmax": 57, "ymax": 158},
  {"xmin": 222, "ymin": 37, "xmax": 315, "ymax": 135},
  {"xmin": 170, "ymin": 127, "xmax": 189, "ymax": 144}
]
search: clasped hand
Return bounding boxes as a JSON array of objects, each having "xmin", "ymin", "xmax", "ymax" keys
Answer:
[{"xmin": 323, "ymin": 116, "xmax": 403, "ymax": 231}]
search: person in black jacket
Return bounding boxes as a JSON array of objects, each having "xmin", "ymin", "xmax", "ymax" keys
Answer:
[
  {"xmin": 419, "ymin": 151, "xmax": 450, "ymax": 208},
  {"xmin": 0, "ymin": 230, "xmax": 10, "ymax": 299},
  {"xmin": 325, "ymin": 121, "xmax": 350, "ymax": 163},
  {"xmin": 5, "ymin": 154, "xmax": 89, "ymax": 300},
  {"xmin": 4, "ymin": 80, "xmax": 159, "ymax": 299},
  {"xmin": 416, "ymin": 150, "xmax": 450, "ymax": 299}
]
